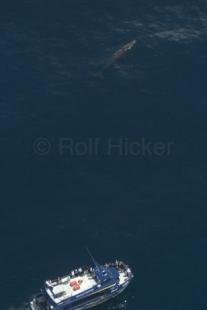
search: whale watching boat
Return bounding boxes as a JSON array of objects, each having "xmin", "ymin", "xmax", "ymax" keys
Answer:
[{"xmin": 28, "ymin": 250, "xmax": 133, "ymax": 310}]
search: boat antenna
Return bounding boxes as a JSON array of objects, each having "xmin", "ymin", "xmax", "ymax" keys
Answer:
[{"xmin": 85, "ymin": 246, "xmax": 98, "ymax": 267}]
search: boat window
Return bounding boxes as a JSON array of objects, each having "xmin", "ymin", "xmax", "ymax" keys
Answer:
[{"xmin": 54, "ymin": 291, "xmax": 65, "ymax": 299}]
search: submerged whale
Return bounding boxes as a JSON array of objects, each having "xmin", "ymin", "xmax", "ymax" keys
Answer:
[{"xmin": 96, "ymin": 40, "xmax": 137, "ymax": 78}]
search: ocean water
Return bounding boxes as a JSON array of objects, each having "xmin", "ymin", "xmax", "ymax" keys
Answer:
[{"xmin": 1, "ymin": 1, "xmax": 207, "ymax": 309}]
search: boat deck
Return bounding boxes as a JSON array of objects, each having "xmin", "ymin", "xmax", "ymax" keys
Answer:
[{"xmin": 46, "ymin": 273, "xmax": 97, "ymax": 304}]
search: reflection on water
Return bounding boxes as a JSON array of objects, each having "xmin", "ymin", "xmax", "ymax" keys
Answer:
[
  {"xmin": 110, "ymin": 300, "xmax": 128, "ymax": 310},
  {"xmin": 97, "ymin": 294, "xmax": 129, "ymax": 310}
]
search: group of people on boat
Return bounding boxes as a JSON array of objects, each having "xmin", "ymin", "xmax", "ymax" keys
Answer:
[
  {"xmin": 105, "ymin": 260, "xmax": 132, "ymax": 279},
  {"xmin": 70, "ymin": 267, "xmax": 84, "ymax": 277},
  {"xmin": 105, "ymin": 260, "xmax": 127, "ymax": 270},
  {"xmin": 49, "ymin": 260, "xmax": 130, "ymax": 286}
]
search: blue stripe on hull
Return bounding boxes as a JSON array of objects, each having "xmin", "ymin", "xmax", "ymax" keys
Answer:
[{"xmin": 63, "ymin": 282, "xmax": 129, "ymax": 310}]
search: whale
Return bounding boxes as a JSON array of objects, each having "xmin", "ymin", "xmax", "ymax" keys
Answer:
[{"xmin": 95, "ymin": 40, "xmax": 137, "ymax": 79}]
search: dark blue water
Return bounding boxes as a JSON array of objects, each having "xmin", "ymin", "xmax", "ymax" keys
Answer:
[{"xmin": 1, "ymin": 1, "xmax": 207, "ymax": 309}]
